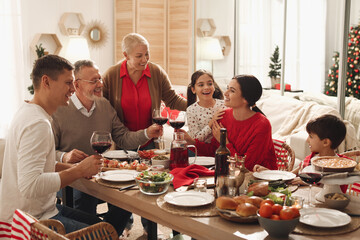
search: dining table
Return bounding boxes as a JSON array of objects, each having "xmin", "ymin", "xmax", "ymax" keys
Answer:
[{"xmin": 65, "ymin": 172, "xmax": 360, "ymax": 240}]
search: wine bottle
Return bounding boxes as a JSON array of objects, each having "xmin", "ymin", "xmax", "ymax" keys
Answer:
[{"xmin": 214, "ymin": 128, "xmax": 230, "ymax": 198}]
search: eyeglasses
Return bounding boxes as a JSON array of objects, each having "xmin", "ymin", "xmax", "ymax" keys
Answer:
[{"xmin": 76, "ymin": 78, "xmax": 103, "ymax": 84}]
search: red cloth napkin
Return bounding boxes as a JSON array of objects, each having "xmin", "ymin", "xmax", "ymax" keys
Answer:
[{"xmin": 170, "ymin": 164, "xmax": 214, "ymax": 189}]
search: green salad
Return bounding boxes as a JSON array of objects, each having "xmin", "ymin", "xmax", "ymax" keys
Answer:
[{"xmin": 135, "ymin": 171, "xmax": 173, "ymax": 194}]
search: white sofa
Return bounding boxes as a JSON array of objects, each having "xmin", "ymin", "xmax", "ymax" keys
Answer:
[{"xmin": 166, "ymin": 85, "xmax": 360, "ymax": 168}]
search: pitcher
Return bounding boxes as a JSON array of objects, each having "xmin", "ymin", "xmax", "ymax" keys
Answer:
[{"xmin": 169, "ymin": 132, "xmax": 197, "ymax": 170}]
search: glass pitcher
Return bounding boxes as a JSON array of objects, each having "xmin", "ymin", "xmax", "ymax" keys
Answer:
[{"xmin": 169, "ymin": 132, "xmax": 197, "ymax": 170}]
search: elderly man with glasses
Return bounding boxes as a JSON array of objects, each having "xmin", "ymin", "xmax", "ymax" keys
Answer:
[{"xmin": 51, "ymin": 60, "xmax": 162, "ymax": 236}]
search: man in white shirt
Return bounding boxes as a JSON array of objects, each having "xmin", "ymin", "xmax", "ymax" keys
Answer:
[
  {"xmin": 51, "ymin": 59, "xmax": 162, "ymax": 236},
  {"xmin": 0, "ymin": 55, "xmax": 102, "ymax": 234}
]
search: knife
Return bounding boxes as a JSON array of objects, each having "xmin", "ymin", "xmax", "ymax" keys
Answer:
[{"xmin": 119, "ymin": 184, "xmax": 136, "ymax": 191}]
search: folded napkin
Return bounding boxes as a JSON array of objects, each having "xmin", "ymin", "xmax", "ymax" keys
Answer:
[{"xmin": 170, "ymin": 164, "xmax": 214, "ymax": 189}]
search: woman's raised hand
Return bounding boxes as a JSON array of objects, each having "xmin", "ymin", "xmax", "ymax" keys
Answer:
[{"xmin": 208, "ymin": 109, "xmax": 225, "ymax": 128}]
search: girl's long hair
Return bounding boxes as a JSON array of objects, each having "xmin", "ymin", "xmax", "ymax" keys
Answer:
[{"xmin": 187, "ymin": 69, "xmax": 223, "ymax": 107}]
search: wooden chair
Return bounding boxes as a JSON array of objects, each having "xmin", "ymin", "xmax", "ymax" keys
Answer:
[
  {"xmin": 30, "ymin": 214, "xmax": 118, "ymax": 240},
  {"xmin": 340, "ymin": 150, "xmax": 360, "ymax": 197},
  {"xmin": 273, "ymin": 139, "xmax": 295, "ymax": 171}
]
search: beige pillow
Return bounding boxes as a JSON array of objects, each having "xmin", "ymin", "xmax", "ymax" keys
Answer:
[{"xmin": 0, "ymin": 138, "xmax": 5, "ymax": 178}]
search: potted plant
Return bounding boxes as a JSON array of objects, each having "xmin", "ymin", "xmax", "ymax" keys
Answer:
[
  {"xmin": 268, "ymin": 45, "xmax": 281, "ymax": 88},
  {"xmin": 28, "ymin": 44, "xmax": 47, "ymax": 94}
]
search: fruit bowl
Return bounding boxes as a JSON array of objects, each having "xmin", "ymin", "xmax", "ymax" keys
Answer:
[
  {"xmin": 134, "ymin": 171, "xmax": 173, "ymax": 195},
  {"xmin": 324, "ymin": 192, "xmax": 350, "ymax": 209},
  {"xmin": 257, "ymin": 212, "xmax": 300, "ymax": 238}
]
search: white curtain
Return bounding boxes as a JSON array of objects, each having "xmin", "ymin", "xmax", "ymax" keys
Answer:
[
  {"xmin": 0, "ymin": 0, "xmax": 24, "ymax": 138},
  {"xmin": 236, "ymin": 0, "xmax": 327, "ymax": 92}
]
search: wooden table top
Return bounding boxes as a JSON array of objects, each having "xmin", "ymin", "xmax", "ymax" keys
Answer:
[{"xmin": 70, "ymin": 177, "xmax": 360, "ymax": 240}]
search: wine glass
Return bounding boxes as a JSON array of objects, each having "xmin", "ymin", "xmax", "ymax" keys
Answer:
[
  {"xmin": 169, "ymin": 111, "xmax": 186, "ymax": 131},
  {"xmin": 298, "ymin": 159, "xmax": 323, "ymax": 207},
  {"xmin": 90, "ymin": 131, "xmax": 112, "ymax": 155},
  {"xmin": 152, "ymin": 108, "xmax": 168, "ymax": 150}
]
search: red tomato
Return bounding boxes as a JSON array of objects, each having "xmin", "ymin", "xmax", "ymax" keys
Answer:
[
  {"xmin": 289, "ymin": 207, "xmax": 300, "ymax": 218},
  {"xmin": 279, "ymin": 208, "xmax": 295, "ymax": 220},
  {"xmin": 260, "ymin": 199, "xmax": 275, "ymax": 208},
  {"xmin": 271, "ymin": 204, "xmax": 283, "ymax": 215},
  {"xmin": 270, "ymin": 214, "xmax": 280, "ymax": 220},
  {"xmin": 259, "ymin": 203, "xmax": 273, "ymax": 218}
]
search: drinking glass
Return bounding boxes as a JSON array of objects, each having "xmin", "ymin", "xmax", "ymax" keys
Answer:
[
  {"xmin": 152, "ymin": 108, "xmax": 168, "ymax": 149},
  {"xmin": 169, "ymin": 111, "xmax": 186, "ymax": 131},
  {"xmin": 298, "ymin": 160, "xmax": 323, "ymax": 207},
  {"xmin": 90, "ymin": 131, "xmax": 112, "ymax": 155}
]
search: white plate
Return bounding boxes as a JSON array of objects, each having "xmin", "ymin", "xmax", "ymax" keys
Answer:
[
  {"xmin": 253, "ymin": 170, "xmax": 296, "ymax": 181},
  {"xmin": 103, "ymin": 150, "xmax": 137, "ymax": 159},
  {"xmin": 300, "ymin": 208, "xmax": 351, "ymax": 228},
  {"xmin": 164, "ymin": 191, "xmax": 214, "ymax": 207},
  {"xmin": 191, "ymin": 157, "xmax": 215, "ymax": 166},
  {"xmin": 100, "ymin": 170, "xmax": 136, "ymax": 182}
]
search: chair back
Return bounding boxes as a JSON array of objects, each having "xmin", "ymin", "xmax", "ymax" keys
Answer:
[
  {"xmin": 31, "ymin": 221, "xmax": 69, "ymax": 240},
  {"xmin": 65, "ymin": 222, "xmax": 118, "ymax": 240},
  {"xmin": 273, "ymin": 139, "xmax": 295, "ymax": 171}
]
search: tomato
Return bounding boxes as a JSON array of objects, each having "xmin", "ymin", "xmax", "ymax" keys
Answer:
[
  {"xmin": 103, "ymin": 159, "xmax": 110, "ymax": 164},
  {"xmin": 260, "ymin": 199, "xmax": 275, "ymax": 208},
  {"xmin": 271, "ymin": 204, "xmax": 283, "ymax": 215},
  {"xmin": 270, "ymin": 214, "xmax": 280, "ymax": 220},
  {"xmin": 259, "ymin": 203, "xmax": 273, "ymax": 218},
  {"xmin": 289, "ymin": 207, "xmax": 300, "ymax": 218},
  {"xmin": 279, "ymin": 208, "xmax": 295, "ymax": 220}
]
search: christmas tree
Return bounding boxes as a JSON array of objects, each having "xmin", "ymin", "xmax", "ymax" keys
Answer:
[
  {"xmin": 268, "ymin": 45, "xmax": 281, "ymax": 79},
  {"xmin": 325, "ymin": 52, "xmax": 339, "ymax": 96},
  {"xmin": 325, "ymin": 24, "xmax": 360, "ymax": 99}
]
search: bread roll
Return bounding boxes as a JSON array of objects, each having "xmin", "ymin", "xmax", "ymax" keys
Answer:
[
  {"xmin": 245, "ymin": 196, "xmax": 264, "ymax": 208},
  {"xmin": 233, "ymin": 195, "xmax": 249, "ymax": 204},
  {"xmin": 216, "ymin": 196, "xmax": 238, "ymax": 210},
  {"xmin": 236, "ymin": 203, "xmax": 258, "ymax": 217}
]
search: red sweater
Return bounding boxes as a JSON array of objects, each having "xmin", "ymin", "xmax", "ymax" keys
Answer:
[{"xmin": 195, "ymin": 109, "xmax": 277, "ymax": 171}]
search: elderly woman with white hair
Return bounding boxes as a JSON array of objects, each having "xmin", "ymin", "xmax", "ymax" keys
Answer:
[{"xmin": 103, "ymin": 33, "xmax": 187, "ymax": 144}]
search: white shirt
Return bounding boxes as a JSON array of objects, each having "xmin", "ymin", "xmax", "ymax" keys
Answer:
[
  {"xmin": 71, "ymin": 93, "xmax": 96, "ymax": 117},
  {"xmin": 0, "ymin": 103, "xmax": 61, "ymax": 223},
  {"xmin": 186, "ymin": 99, "xmax": 226, "ymax": 143}
]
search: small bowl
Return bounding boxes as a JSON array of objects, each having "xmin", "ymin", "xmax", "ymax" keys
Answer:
[
  {"xmin": 257, "ymin": 212, "xmax": 300, "ymax": 238},
  {"xmin": 151, "ymin": 165, "xmax": 165, "ymax": 171},
  {"xmin": 151, "ymin": 156, "xmax": 170, "ymax": 169},
  {"xmin": 134, "ymin": 172, "xmax": 173, "ymax": 195},
  {"xmin": 324, "ymin": 193, "xmax": 350, "ymax": 209}
]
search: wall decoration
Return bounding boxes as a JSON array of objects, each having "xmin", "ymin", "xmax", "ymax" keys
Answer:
[{"xmin": 84, "ymin": 20, "xmax": 108, "ymax": 49}]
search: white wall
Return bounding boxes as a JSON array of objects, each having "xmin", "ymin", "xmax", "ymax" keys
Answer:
[{"xmin": 21, "ymin": 0, "xmax": 114, "ymax": 99}]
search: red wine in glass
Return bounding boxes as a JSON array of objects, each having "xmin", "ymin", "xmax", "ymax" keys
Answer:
[
  {"xmin": 91, "ymin": 142, "xmax": 112, "ymax": 154},
  {"xmin": 90, "ymin": 131, "xmax": 112, "ymax": 155},
  {"xmin": 153, "ymin": 117, "xmax": 168, "ymax": 125},
  {"xmin": 299, "ymin": 172, "xmax": 322, "ymax": 185},
  {"xmin": 169, "ymin": 121, "xmax": 185, "ymax": 129},
  {"xmin": 169, "ymin": 111, "xmax": 186, "ymax": 130}
]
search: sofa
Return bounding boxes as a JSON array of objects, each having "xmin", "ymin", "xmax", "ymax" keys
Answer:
[{"xmin": 165, "ymin": 85, "xmax": 360, "ymax": 169}]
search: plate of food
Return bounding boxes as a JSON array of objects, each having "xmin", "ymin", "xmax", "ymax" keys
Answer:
[
  {"xmin": 300, "ymin": 208, "xmax": 351, "ymax": 227},
  {"xmin": 164, "ymin": 191, "xmax": 214, "ymax": 207},
  {"xmin": 103, "ymin": 150, "xmax": 137, "ymax": 159},
  {"xmin": 253, "ymin": 170, "xmax": 296, "ymax": 181},
  {"xmin": 100, "ymin": 169, "xmax": 137, "ymax": 182},
  {"xmin": 311, "ymin": 156, "xmax": 357, "ymax": 172}
]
